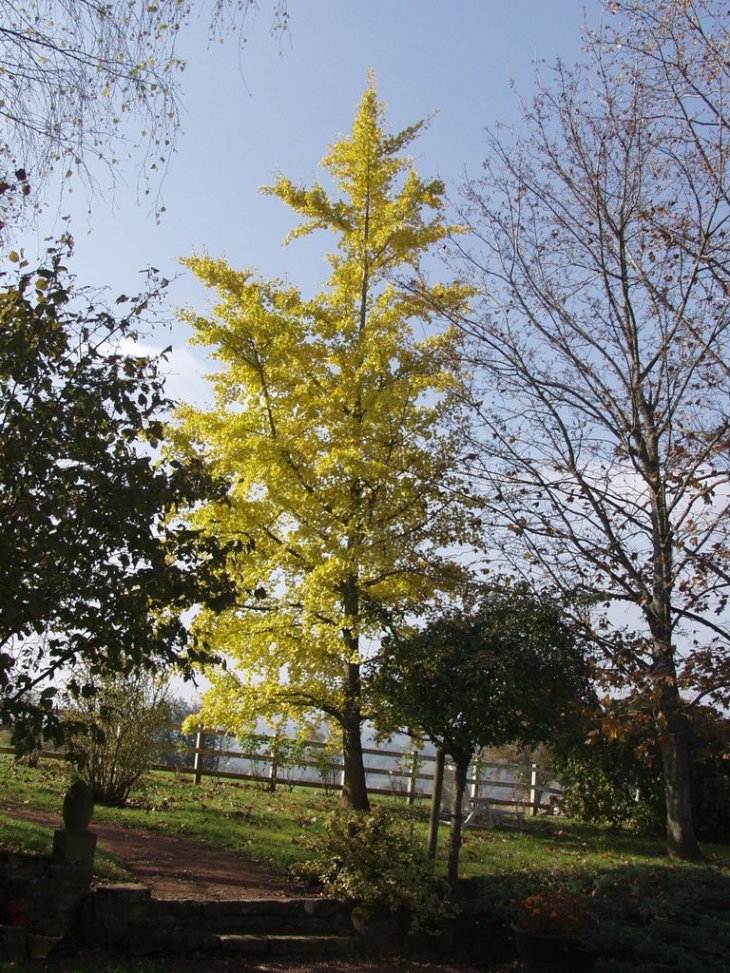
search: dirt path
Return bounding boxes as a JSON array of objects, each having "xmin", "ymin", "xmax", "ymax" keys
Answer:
[{"xmin": 1, "ymin": 806, "xmax": 302, "ymax": 899}]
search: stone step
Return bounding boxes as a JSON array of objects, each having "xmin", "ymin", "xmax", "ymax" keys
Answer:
[
  {"xmin": 218, "ymin": 933, "xmax": 358, "ymax": 956},
  {"xmin": 195, "ymin": 896, "xmax": 351, "ymax": 936},
  {"xmin": 80, "ymin": 886, "xmax": 356, "ymax": 955}
]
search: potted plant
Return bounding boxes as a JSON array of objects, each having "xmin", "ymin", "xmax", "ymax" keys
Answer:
[{"xmin": 511, "ymin": 890, "xmax": 596, "ymax": 973}]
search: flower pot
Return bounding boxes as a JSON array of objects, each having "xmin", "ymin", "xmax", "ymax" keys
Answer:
[
  {"xmin": 26, "ymin": 934, "xmax": 62, "ymax": 959},
  {"xmin": 511, "ymin": 922, "xmax": 594, "ymax": 973},
  {"xmin": 351, "ymin": 905, "xmax": 406, "ymax": 952}
]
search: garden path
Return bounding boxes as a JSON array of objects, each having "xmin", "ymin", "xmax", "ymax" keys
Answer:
[{"xmin": 1, "ymin": 806, "xmax": 300, "ymax": 899}]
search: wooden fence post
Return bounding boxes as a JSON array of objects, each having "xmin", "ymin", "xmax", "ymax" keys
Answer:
[
  {"xmin": 529, "ymin": 762, "xmax": 539, "ymax": 816},
  {"xmin": 193, "ymin": 726, "xmax": 204, "ymax": 786}
]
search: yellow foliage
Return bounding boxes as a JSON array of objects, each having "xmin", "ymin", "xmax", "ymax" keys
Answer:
[{"xmin": 169, "ymin": 78, "xmax": 474, "ymax": 744}]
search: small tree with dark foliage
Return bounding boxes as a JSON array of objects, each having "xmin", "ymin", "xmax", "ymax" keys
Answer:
[{"xmin": 372, "ymin": 583, "xmax": 593, "ymax": 888}]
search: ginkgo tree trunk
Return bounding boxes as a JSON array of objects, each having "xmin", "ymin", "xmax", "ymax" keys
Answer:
[{"xmin": 168, "ymin": 78, "xmax": 473, "ymax": 810}]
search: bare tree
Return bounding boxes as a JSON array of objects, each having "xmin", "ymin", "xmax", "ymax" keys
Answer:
[
  {"xmin": 452, "ymin": 3, "xmax": 730, "ymax": 860},
  {"xmin": 0, "ymin": 0, "xmax": 288, "ymax": 212},
  {"xmin": 603, "ymin": 1, "xmax": 730, "ymax": 280}
]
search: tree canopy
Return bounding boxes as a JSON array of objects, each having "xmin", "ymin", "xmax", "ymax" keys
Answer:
[
  {"xmin": 372, "ymin": 583, "xmax": 592, "ymax": 885},
  {"xmin": 169, "ymin": 79, "xmax": 474, "ymax": 810},
  {"xmin": 0, "ymin": 0, "xmax": 289, "ymax": 221},
  {"xmin": 0, "ymin": 237, "xmax": 233, "ymax": 745}
]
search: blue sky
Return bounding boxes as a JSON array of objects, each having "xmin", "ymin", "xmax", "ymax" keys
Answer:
[{"xmin": 32, "ymin": 1, "xmax": 604, "ymax": 404}]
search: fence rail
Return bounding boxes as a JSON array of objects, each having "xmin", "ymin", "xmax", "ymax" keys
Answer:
[{"xmin": 1, "ymin": 727, "xmax": 561, "ymax": 816}]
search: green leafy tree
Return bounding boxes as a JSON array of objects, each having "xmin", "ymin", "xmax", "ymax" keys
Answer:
[
  {"xmin": 372, "ymin": 584, "xmax": 592, "ymax": 887},
  {"xmin": 0, "ymin": 237, "xmax": 233, "ymax": 746},
  {"xmin": 155, "ymin": 696, "xmax": 226, "ymax": 774},
  {"xmin": 453, "ymin": 0, "xmax": 730, "ymax": 861},
  {"xmin": 169, "ymin": 79, "xmax": 473, "ymax": 810}
]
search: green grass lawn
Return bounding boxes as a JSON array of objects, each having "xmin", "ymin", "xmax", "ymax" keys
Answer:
[
  {"xmin": 1, "ymin": 755, "xmax": 729, "ymax": 972},
  {"xmin": 7, "ymin": 756, "xmax": 728, "ymax": 878}
]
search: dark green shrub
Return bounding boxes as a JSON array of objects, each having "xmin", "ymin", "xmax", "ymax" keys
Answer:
[
  {"xmin": 684, "ymin": 707, "xmax": 730, "ymax": 842},
  {"xmin": 552, "ymin": 704, "xmax": 730, "ymax": 840}
]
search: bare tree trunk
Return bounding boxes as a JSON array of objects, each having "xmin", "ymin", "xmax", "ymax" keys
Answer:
[
  {"xmin": 447, "ymin": 757, "xmax": 469, "ymax": 891},
  {"xmin": 646, "ymin": 481, "xmax": 701, "ymax": 860},
  {"xmin": 654, "ymin": 679, "xmax": 701, "ymax": 860},
  {"xmin": 452, "ymin": 12, "xmax": 730, "ymax": 862},
  {"xmin": 340, "ymin": 660, "xmax": 370, "ymax": 812}
]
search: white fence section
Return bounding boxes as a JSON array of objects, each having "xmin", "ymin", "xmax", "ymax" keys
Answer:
[
  {"xmin": 151, "ymin": 728, "xmax": 561, "ymax": 816},
  {"xmin": 0, "ymin": 727, "xmax": 562, "ymax": 816}
]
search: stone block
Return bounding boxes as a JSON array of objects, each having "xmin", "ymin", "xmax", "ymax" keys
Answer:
[
  {"xmin": 268, "ymin": 934, "xmax": 356, "ymax": 955},
  {"xmin": 93, "ymin": 883, "xmax": 151, "ymax": 903},
  {"xmin": 218, "ymin": 934, "xmax": 269, "ymax": 954},
  {"xmin": 53, "ymin": 828, "xmax": 97, "ymax": 863},
  {"xmin": 78, "ymin": 884, "xmax": 150, "ymax": 947}
]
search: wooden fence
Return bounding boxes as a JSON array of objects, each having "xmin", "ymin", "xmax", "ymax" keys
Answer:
[
  {"xmin": 149, "ymin": 728, "xmax": 561, "ymax": 816},
  {"xmin": 1, "ymin": 728, "xmax": 561, "ymax": 816}
]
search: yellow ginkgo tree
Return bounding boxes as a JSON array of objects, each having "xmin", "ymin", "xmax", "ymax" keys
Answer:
[{"xmin": 169, "ymin": 79, "xmax": 473, "ymax": 810}]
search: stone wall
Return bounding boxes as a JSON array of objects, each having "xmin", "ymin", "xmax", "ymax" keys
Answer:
[
  {"xmin": 77, "ymin": 884, "xmax": 354, "ymax": 956},
  {"xmin": 0, "ymin": 844, "xmax": 94, "ymax": 961},
  {"xmin": 0, "ymin": 847, "xmax": 93, "ymax": 933},
  {"xmin": 0, "ymin": 780, "xmax": 96, "ymax": 960}
]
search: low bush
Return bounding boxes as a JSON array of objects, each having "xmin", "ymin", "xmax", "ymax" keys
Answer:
[
  {"xmin": 294, "ymin": 805, "xmax": 455, "ymax": 934},
  {"xmin": 63, "ymin": 670, "xmax": 171, "ymax": 806},
  {"xmin": 458, "ymin": 863, "xmax": 730, "ymax": 972}
]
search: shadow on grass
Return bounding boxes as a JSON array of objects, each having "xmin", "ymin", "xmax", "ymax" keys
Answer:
[
  {"xmin": 516, "ymin": 816, "xmax": 670, "ymax": 857},
  {"xmin": 481, "ymin": 814, "xmax": 730, "ymax": 865}
]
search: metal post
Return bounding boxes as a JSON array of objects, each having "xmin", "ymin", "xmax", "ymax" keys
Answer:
[
  {"xmin": 268, "ymin": 755, "xmax": 278, "ymax": 792},
  {"xmin": 407, "ymin": 750, "xmax": 419, "ymax": 805}
]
